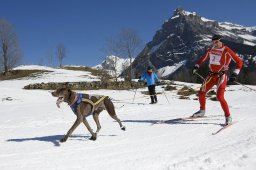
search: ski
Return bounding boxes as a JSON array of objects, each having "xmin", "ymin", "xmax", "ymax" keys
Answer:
[
  {"xmin": 178, "ymin": 116, "xmax": 207, "ymax": 121},
  {"xmin": 152, "ymin": 118, "xmax": 181, "ymax": 125},
  {"xmin": 212, "ymin": 121, "xmax": 237, "ymax": 135},
  {"xmin": 153, "ymin": 120, "xmax": 166, "ymax": 124},
  {"xmin": 152, "ymin": 116, "xmax": 207, "ymax": 125}
]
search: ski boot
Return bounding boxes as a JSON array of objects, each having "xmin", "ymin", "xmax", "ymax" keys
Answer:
[
  {"xmin": 191, "ymin": 110, "xmax": 205, "ymax": 117},
  {"xmin": 150, "ymin": 96, "xmax": 155, "ymax": 104},
  {"xmin": 225, "ymin": 116, "xmax": 232, "ymax": 125}
]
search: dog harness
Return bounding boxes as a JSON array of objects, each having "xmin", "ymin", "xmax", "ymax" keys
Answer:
[{"xmin": 70, "ymin": 93, "xmax": 107, "ymax": 115}]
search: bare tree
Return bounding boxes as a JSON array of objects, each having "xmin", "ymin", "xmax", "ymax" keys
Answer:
[
  {"xmin": 103, "ymin": 28, "xmax": 143, "ymax": 81},
  {"xmin": 0, "ymin": 19, "xmax": 22, "ymax": 74},
  {"xmin": 102, "ymin": 36, "xmax": 122, "ymax": 82},
  {"xmin": 117, "ymin": 28, "xmax": 143, "ymax": 81},
  {"xmin": 46, "ymin": 48, "xmax": 54, "ymax": 67},
  {"xmin": 56, "ymin": 43, "xmax": 66, "ymax": 68}
]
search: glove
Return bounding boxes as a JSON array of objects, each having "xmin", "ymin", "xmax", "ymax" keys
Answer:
[
  {"xmin": 192, "ymin": 65, "xmax": 199, "ymax": 75},
  {"xmin": 229, "ymin": 73, "xmax": 238, "ymax": 83},
  {"xmin": 138, "ymin": 79, "xmax": 143, "ymax": 82},
  {"xmin": 156, "ymin": 81, "xmax": 160, "ymax": 86}
]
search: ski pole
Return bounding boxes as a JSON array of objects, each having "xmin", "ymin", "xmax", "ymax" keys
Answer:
[
  {"xmin": 117, "ymin": 104, "xmax": 125, "ymax": 109},
  {"xmin": 234, "ymin": 81, "xmax": 256, "ymax": 92},
  {"xmin": 195, "ymin": 72, "xmax": 205, "ymax": 81},
  {"xmin": 161, "ymin": 87, "xmax": 170, "ymax": 103},
  {"xmin": 132, "ymin": 88, "xmax": 138, "ymax": 103}
]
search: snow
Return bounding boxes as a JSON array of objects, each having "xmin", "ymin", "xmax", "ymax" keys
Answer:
[
  {"xmin": 238, "ymin": 34, "xmax": 256, "ymax": 41},
  {"xmin": 2, "ymin": 65, "xmax": 98, "ymax": 89},
  {"xmin": 93, "ymin": 55, "xmax": 133, "ymax": 76},
  {"xmin": 13, "ymin": 65, "xmax": 57, "ymax": 71},
  {"xmin": 245, "ymin": 26, "xmax": 256, "ymax": 32},
  {"xmin": 218, "ymin": 23, "xmax": 256, "ymax": 46},
  {"xmin": 201, "ymin": 17, "xmax": 215, "ymax": 22},
  {"xmin": 243, "ymin": 40, "xmax": 256, "ymax": 46},
  {"xmin": 220, "ymin": 22, "xmax": 256, "ymax": 32},
  {"xmin": 171, "ymin": 15, "xmax": 179, "ymax": 20},
  {"xmin": 158, "ymin": 60, "xmax": 186, "ymax": 78},
  {"xmin": 218, "ymin": 30, "xmax": 237, "ymax": 38},
  {"xmin": 1, "ymin": 65, "xmax": 256, "ymax": 170},
  {"xmin": 219, "ymin": 22, "xmax": 245, "ymax": 30},
  {"xmin": 182, "ymin": 10, "xmax": 197, "ymax": 16}
]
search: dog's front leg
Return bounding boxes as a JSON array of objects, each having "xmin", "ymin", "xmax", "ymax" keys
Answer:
[
  {"xmin": 83, "ymin": 118, "xmax": 97, "ymax": 141},
  {"xmin": 60, "ymin": 116, "xmax": 82, "ymax": 142}
]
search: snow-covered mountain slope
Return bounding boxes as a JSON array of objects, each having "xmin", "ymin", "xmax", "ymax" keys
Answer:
[
  {"xmin": 93, "ymin": 55, "xmax": 134, "ymax": 76},
  {"xmin": 0, "ymin": 65, "xmax": 256, "ymax": 170},
  {"xmin": 158, "ymin": 60, "xmax": 186, "ymax": 78}
]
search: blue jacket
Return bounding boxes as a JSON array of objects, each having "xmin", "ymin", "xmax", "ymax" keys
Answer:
[{"xmin": 140, "ymin": 72, "xmax": 159, "ymax": 86}]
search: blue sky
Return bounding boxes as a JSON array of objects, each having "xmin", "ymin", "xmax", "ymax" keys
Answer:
[{"xmin": 1, "ymin": 0, "xmax": 256, "ymax": 67}]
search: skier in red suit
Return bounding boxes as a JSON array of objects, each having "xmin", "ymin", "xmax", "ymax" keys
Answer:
[{"xmin": 192, "ymin": 34, "xmax": 243, "ymax": 125}]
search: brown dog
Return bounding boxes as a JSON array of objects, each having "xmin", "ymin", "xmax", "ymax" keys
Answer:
[{"xmin": 51, "ymin": 87, "xmax": 125, "ymax": 142}]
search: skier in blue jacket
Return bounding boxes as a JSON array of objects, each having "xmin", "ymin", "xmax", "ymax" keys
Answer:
[{"xmin": 139, "ymin": 66, "xmax": 159, "ymax": 104}]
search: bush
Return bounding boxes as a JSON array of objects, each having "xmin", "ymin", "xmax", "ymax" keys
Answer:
[
  {"xmin": 177, "ymin": 86, "xmax": 197, "ymax": 96},
  {"xmin": 165, "ymin": 85, "xmax": 177, "ymax": 91},
  {"xmin": 62, "ymin": 66, "xmax": 105, "ymax": 76},
  {"xmin": 0, "ymin": 70, "xmax": 50, "ymax": 80}
]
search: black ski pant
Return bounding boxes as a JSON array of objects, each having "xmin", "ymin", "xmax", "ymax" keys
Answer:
[{"xmin": 148, "ymin": 85, "xmax": 157, "ymax": 103}]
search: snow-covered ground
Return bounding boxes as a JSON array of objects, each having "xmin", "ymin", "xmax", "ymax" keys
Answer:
[{"xmin": 1, "ymin": 65, "xmax": 256, "ymax": 170}]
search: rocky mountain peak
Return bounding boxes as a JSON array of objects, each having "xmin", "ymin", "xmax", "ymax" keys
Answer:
[{"xmin": 173, "ymin": 7, "xmax": 197, "ymax": 17}]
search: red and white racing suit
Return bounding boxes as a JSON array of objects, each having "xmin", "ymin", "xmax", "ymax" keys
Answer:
[{"xmin": 196, "ymin": 45, "xmax": 243, "ymax": 117}]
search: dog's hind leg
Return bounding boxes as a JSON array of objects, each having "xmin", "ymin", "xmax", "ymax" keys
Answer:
[
  {"xmin": 104, "ymin": 98, "xmax": 126, "ymax": 131},
  {"xmin": 93, "ymin": 110, "xmax": 102, "ymax": 133},
  {"xmin": 110, "ymin": 115, "xmax": 126, "ymax": 131},
  {"xmin": 83, "ymin": 118, "xmax": 97, "ymax": 141},
  {"xmin": 60, "ymin": 116, "xmax": 82, "ymax": 142}
]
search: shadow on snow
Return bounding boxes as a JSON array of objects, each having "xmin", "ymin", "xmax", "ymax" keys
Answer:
[{"xmin": 7, "ymin": 134, "xmax": 117, "ymax": 147}]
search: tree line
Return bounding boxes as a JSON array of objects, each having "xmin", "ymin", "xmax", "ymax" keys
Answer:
[{"xmin": 0, "ymin": 19, "xmax": 67, "ymax": 75}]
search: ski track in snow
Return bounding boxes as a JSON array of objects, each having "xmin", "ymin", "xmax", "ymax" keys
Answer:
[{"xmin": 1, "ymin": 66, "xmax": 256, "ymax": 170}]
